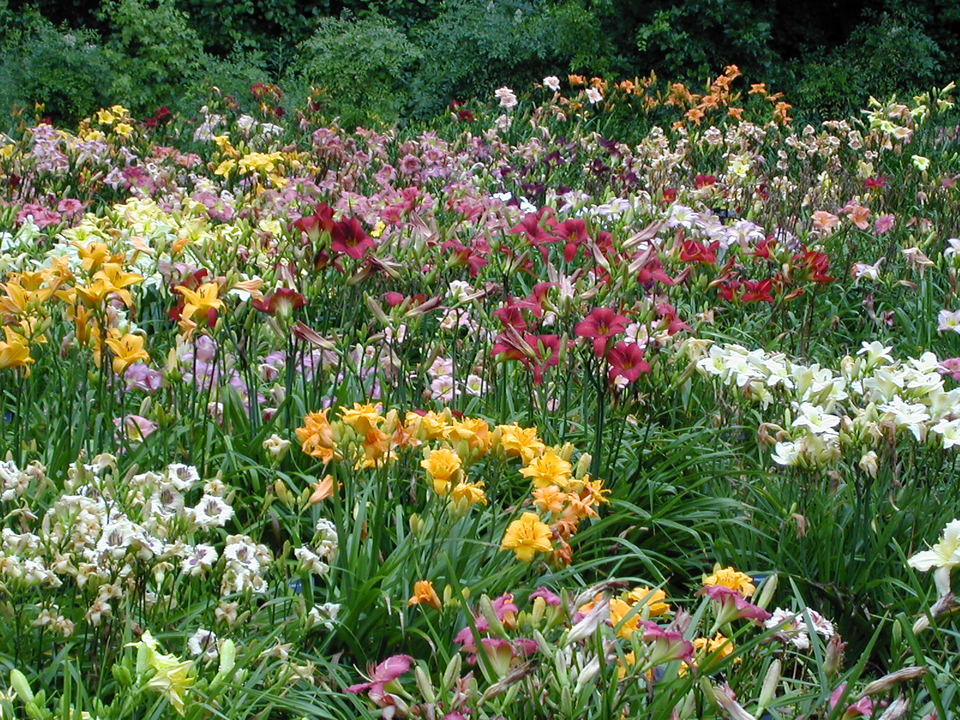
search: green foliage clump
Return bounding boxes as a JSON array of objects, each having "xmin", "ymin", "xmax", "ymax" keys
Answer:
[
  {"xmin": 0, "ymin": 6, "xmax": 115, "ymax": 126},
  {"xmin": 793, "ymin": 14, "xmax": 943, "ymax": 120},
  {"xmin": 102, "ymin": 0, "xmax": 207, "ymax": 113},
  {"xmin": 633, "ymin": 0, "xmax": 778, "ymax": 80},
  {"xmin": 289, "ymin": 12, "xmax": 421, "ymax": 127},
  {"xmin": 408, "ymin": 0, "xmax": 607, "ymax": 118}
]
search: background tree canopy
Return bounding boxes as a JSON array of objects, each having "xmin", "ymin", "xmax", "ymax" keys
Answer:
[{"xmin": 1, "ymin": 0, "xmax": 958, "ymax": 125}]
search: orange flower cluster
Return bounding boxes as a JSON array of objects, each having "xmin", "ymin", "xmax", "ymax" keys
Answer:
[{"xmin": 294, "ymin": 406, "xmax": 609, "ymax": 567}]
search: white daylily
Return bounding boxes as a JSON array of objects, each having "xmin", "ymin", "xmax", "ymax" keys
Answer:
[
  {"xmin": 908, "ymin": 519, "xmax": 960, "ymax": 595},
  {"xmin": 879, "ymin": 397, "xmax": 930, "ymax": 441},
  {"xmin": 791, "ymin": 403, "xmax": 841, "ymax": 436},
  {"xmin": 931, "ymin": 418, "xmax": 960, "ymax": 449}
]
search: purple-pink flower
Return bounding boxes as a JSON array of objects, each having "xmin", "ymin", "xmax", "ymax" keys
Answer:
[
  {"xmin": 701, "ymin": 585, "xmax": 772, "ymax": 625},
  {"xmin": 346, "ymin": 654, "xmax": 414, "ymax": 704}
]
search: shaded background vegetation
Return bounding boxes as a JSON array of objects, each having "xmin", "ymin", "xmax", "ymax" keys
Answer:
[{"xmin": 0, "ymin": 0, "xmax": 958, "ymax": 127}]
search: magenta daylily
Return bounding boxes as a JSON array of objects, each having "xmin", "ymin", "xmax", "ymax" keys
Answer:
[
  {"xmin": 702, "ymin": 585, "xmax": 772, "ymax": 627},
  {"xmin": 346, "ymin": 653, "xmax": 414, "ymax": 703},
  {"xmin": 640, "ymin": 621, "xmax": 695, "ymax": 666}
]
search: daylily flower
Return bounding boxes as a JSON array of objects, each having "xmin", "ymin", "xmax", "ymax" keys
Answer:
[
  {"xmin": 104, "ymin": 332, "xmax": 150, "ymax": 374},
  {"xmin": 346, "ymin": 654, "xmax": 415, "ymax": 706},
  {"xmin": 253, "ymin": 288, "xmax": 306, "ymax": 315},
  {"xmin": 501, "ymin": 512, "xmax": 553, "ymax": 562},
  {"xmin": 607, "ymin": 342, "xmax": 651, "ymax": 384},
  {"xmin": 575, "ymin": 307, "xmax": 628, "ymax": 356},
  {"xmin": 130, "ymin": 631, "xmax": 195, "ymax": 715},
  {"xmin": 701, "ymin": 585, "xmax": 771, "ymax": 627},
  {"xmin": 408, "ymin": 580, "xmax": 442, "ymax": 610},
  {"xmin": 908, "ymin": 519, "xmax": 960, "ymax": 595},
  {"xmin": 640, "ymin": 621, "xmax": 695, "ymax": 666},
  {"xmin": 331, "ymin": 217, "xmax": 376, "ymax": 259}
]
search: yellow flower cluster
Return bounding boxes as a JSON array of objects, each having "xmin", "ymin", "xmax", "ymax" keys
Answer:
[{"xmin": 294, "ymin": 407, "xmax": 608, "ymax": 566}]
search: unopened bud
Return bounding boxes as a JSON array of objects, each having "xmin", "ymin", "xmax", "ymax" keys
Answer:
[
  {"xmin": 758, "ymin": 659, "xmax": 781, "ymax": 710},
  {"xmin": 859, "ymin": 451, "xmax": 879, "ymax": 478},
  {"xmin": 862, "ymin": 667, "xmax": 926, "ymax": 696},
  {"xmin": 574, "ymin": 453, "xmax": 592, "ymax": 479},
  {"xmin": 10, "ymin": 669, "xmax": 35, "ymax": 703},
  {"xmin": 414, "ymin": 665, "xmax": 436, "ymax": 704},
  {"xmin": 218, "ymin": 639, "xmax": 236, "ymax": 677},
  {"xmin": 441, "ymin": 653, "xmax": 461, "ymax": 693},
  {"xmin": 478, "ymin": 595, "xmax": 507, "ymax": 637},
  {"xmin": 756, "ymin": 573, "xmax": 778, "ymax": 610}
]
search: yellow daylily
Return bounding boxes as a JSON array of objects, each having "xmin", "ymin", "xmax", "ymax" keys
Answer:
[
  {"xmin": 0, "ymin": 327, "xmax": 33, "ymax": 373},
  {"xmin": 104, "ymin": 332, "xmax": 150, "ymax": 374},
  {"xmin": 175, "ymin": 282, "xmax": 223, "ymax": 329},
  {"xmin": 501, "ymin": 512, "xmax": 553, "ymax": 562}
]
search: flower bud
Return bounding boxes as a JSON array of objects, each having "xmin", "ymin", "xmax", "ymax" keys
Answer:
[
  {"xmin": 574, "ymin": 453, "xmax": 592, "ymax": 479},
  {"xmin": 824, "ymin": 634, "xmax": 846, "ymax": 677},
  {"xmin": 441, "ymin": 653, "xmax": 461, "ymax": 693},
  {"xmin": 10, "ymin": 669, "xmax": 35, "ymax": 703},
  {"xmin": 414, "ymin": 665, "xmax": 436, "ymax": 704},
  {"xmin": 756, "ymin": 573, "xmax": 778, "ymax": 610},
  {"xmin": 218, "ymin": 639, "xmax": 236, "ymax": 677},
  {"xmin": 859, "ymin": 451, "xmax": 879, "ymax": 478},
  {"xmin": 758, "ymin": 659, "xmax": 781, "ymax": 710},
  {"xmin": 478, "ymin": 595, "xmax": 507, "ymax": 638},
  {"xmin": 861, "ymin": 667, "xmax": 926, "ymax": 696}
]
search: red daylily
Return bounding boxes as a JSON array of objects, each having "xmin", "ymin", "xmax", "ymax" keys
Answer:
[
  {"xmin": 575, "ymin": 307, "xmax": 628, "ymax": 356},
  {"xmin": 554, "ymin": 218, "xmax": 589, "ymax": 262},
  {"xmin": 740, "ymin": 278, "xmax": 775, "ymax": 303},
  {"xmin": 492, "ymin": 330, "xmax": 561, "ymax": 384},
  {"xmin": 253, "ymin": 288, "xmax": 307, "ymax": 315},
  {"xmin": 509, "ymin": 208, "xmax": 559, "ymax": 260},
  {"xmin": 656, "ymin": 302, "xmax": 691, "ymax": 335},
  {"xmin": 331, "ymin": 217, "xmax": 377, "ymax": 260},
  {"xmin": 608, "ymin": 342, "xmax": 651, "ymax": 384},
  {"xmin": 635, "ymin": 254, "xmax": 675, "ymax": 287},
  {"xmin": 494, "ymin": 298, "xmax": 542, "ymax": 332},
  {"xmin": 293, "ymin": 203, "xmax": 335, "ymax": 243},
  {"xmin": 752, "ymin": 238, "xmax": 777, "ymax": 259},
  {"xmin": 796, "ymin": 249, "xmax": 836, "ymax": 284},
  {"xmin": 441, "ymin": 239, "xmax": 489, "ymax": 276},
  {"xmin": 679, "ymin": 240, "xmax": 718, "ymax": 265}
]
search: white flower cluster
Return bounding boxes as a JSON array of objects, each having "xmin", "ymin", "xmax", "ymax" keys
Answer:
[
  {"xmin": 0, "ymin": 455, "xmax": 292, "ymax": 631},
  {"xmin": 696, "ymin": 341, "xmax": 960, "ymax": 469}
]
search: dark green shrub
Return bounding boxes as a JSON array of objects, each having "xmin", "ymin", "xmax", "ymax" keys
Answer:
[
  {"xmin": 288, "ymin": 13, "xmax": 421, "ymax": 128},
  {"xmin": 102, "ymin": 0, "xmax": 207, "ymax": 113},
  {"xmin": 409, "ymin": 0, "xmax": 606, "ymax": 118},
  {"xmin": 174, "ymin": 0, "xmax": 329, "ymax": 56},
  {"xmin": 792, "ymin": 13, "xmax": 943, "ymax": 120},
  {"xmin": 633, "ymin": 0, "xmax": 778, "ymax": 82},
  {"xmin": 0, "ymin": 6, "xmax": 115, "ymax": 126}
]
